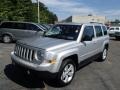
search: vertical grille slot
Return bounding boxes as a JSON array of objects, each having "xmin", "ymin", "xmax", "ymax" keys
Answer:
[
  {"xmin": 15, "ymin": 44, "xmax": 35, "ymax": 62},
  {"xmin": 29, "ymin": 50, "xmax": 33, "ymax": 61}
]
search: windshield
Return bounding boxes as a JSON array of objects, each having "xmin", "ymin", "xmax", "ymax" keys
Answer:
[{"xmin": 44, "ymin": 24, "xmax": 81, "ymax": 40}]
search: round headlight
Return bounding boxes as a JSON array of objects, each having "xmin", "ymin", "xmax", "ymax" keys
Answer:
[{"xmin": 36, "ymin": 50, "xmax": 44, "ymax": 61}]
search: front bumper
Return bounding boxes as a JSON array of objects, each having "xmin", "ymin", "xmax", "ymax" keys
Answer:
[{"xmin": 11, "ymin": 52, "xmax": 58, "ymax": 73}]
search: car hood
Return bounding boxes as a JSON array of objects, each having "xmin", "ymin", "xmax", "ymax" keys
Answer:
[{"xmin": 18, "ymin": 36, "xmax": 76, "ymax": 51}]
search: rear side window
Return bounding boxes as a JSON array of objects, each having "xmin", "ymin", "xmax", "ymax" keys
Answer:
[
  {"xmin": 102, "ymin": 26, "xmax": 108, "ymax": 35},
  {"xmin": 0, "ymin": 22, "xmax": 27, "ymax": 30},
  {"xmin": 95, "ymin": 26, "xmax": 103, "ymax": 37},
  {"xmin": 14, "ymin": 23, "xmax": 26, "ymax": 30},
  {"xmin": 0, "ymin": 22, "xmax": 13, "ymax": 28}
]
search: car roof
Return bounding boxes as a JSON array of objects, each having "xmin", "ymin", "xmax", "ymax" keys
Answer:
[
  {"xmin": 0, "ymin": 21, "xmax": 48, "ymax": 31},
  {"xmin": 56, "ymin": 22, "xmax": 104, "ymax": 26}
]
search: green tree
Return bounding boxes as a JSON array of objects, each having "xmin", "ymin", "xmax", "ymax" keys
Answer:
[
  {"xmin": 0, "ymin": 0, "xmax": 58, "ymax": 23},
  {"xmin": 0, "ymin": 0, "xmax": 35, "ymax": 22}
]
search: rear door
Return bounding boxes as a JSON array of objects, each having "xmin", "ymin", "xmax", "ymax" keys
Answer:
[
  {"xmin": 14, "ymin": 23, "xmax": 41, "ymax": 39},
  {"xmin": 13, "ymin": 23, "xmax": 29, "ymax": 39},
  {"xmin": 94, "ymin": 25, "xmax": 104, "ymax": 53}
]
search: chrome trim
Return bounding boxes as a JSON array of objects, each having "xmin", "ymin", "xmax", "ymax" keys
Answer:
[
  {"xmin": 23, "ymin": 48, "xmax": 26, "ymax": 59},
  {"xmin": 14, "ymin": 44, "xmax": 36, "ymax": 62},
  {"xmin": 30, "ymin": 50, "xmax": 33, "ymax": 61},
  {"xmin": 26, "ymin": 49, "xmax": 29, "ymax": 60}
]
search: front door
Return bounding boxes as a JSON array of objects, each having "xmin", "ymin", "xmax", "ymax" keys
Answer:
[{"xmin": 78, "ymin": 25, "xmax": 97, "ymax": 63}]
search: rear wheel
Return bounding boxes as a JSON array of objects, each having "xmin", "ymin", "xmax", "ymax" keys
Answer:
[
  {"xmin": 102, "ymin": 48, "xmax": 107, "ymax": 60},
  {"xmin": 57, "ymin": 59, "xmax": 76, "ymax": 86},
  {"xmin": 2, "ymin": 35, "xmax": 12, "ymax": 43},
  {"xmin": 97, "ymin": 48, "xmax": 108, "ymax": 62}
]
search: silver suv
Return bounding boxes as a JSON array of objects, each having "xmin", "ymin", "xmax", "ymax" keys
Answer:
[{"xmin": 11, "ymin": 23, "xmax": 109, "ymax": 86}]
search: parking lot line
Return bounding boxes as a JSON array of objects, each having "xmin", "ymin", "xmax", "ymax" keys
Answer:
[
  {"xmin": 43, "ymin": 82, "xmax": 48, "ymax": 90},
  {"xmin": 107, "ymin": 59, "xmax": 112, "ymax": 64}
]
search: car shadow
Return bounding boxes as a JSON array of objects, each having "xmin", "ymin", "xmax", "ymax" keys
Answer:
[
  {"xmin": 4, "ymin": 64, "xmax": 65, "ymax": 88},
  {"xmin": 4, "ymin": 62, "xmax": 94, "ymax": 88},
  {"xmin": 4, "ymin": 64, "xmax": 46, "ymax": 88}
]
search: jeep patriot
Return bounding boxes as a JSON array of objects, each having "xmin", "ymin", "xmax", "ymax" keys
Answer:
[{"xmin": 11, "ymin": 23, "xmax": 109, "ymax": 86}]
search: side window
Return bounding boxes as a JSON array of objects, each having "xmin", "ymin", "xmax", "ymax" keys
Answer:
[
  {"xmin": 109, "ymin": 28, "xmax": 114, "ymax": 31},
  {"xmin": 95, "ymin": 26, "xmax": 103, "ymax": 37},
  {"xmin": 27, "ymin": 24, "xmax": 41, "ymax": 31},
  {"xmin": 102, "ymin": 26, "xmax": 108, "ymax": 35},
  {"xmin": 82, "ymin": 26, "xmax": 94, "ymax": 41},
  {"xmin": 116, "ymin": 28, "xmax": 119, "ymax": 30},
  {"xmin": 0, "ymin": 22, "xmax": 13, "ymax": 28},
  {"xmin": 14, "ymin": 23, "xmax": 26, "ymax": 30}
]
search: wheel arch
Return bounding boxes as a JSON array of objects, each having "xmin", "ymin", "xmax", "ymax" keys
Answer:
[
  {"xmin": 56, "ymin": 49, "xmax": 79, "ymax": 72},
  {"xmin": 2, "ymin": 32, "xmax": 14, "ymax": 40},
  {"xmin": 62, "ymin": 54, "xmax": 79, "ymax": 69},
  {"xmin": 105, "ymin": 43, "xmax": 109, "ymax": 50}
]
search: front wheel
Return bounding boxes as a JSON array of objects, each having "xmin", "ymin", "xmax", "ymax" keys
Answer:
[{"xmin": 57, "ymin": 59, "xmax": 76, "ymax": 86}]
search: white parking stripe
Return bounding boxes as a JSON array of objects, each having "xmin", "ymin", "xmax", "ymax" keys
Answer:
[
  {"xmin": 107, "ymin": 59, "xmax": 112, "ymax": 64},
  {"xmin": 43, "ymin": 82, "xmax": 48, "ymax": 90}
]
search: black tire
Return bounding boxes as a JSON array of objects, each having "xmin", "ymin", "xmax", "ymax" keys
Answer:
[
  {"xmin": 97, "ymin": 48, "xmax": 108, "ymax": 62},
  {"xmin": 57, "ymin": 59, "xmax": 76, "ymax": 86},
  {"xmin": 2, "ymin": 35, "xmax": 12, "ymax": 43}
]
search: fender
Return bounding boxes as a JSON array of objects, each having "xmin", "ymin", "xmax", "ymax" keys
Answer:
[
  {"xmin": 2, "ymin": 32, "xmax": 15, "ymax": 40},
  {"xmin": 52, "ymin": 48, "xmax": 79, "ymax": 72}
]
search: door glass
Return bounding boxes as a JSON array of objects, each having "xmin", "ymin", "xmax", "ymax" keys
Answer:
[
  {"xmin": 0, "ymin": 22, "xmax": 13, "ymax": 29},
  {"xmin": 102, "ymin": 26, "xmax": 107, "ymax": 35},
  {"xmin": 14, "ymin": 23, "xmax": 26, "ymax": 30},
  {"xmin": 95, "ymin": 26, "xmax": 103, "ymax": 37},
  {"xmin": 82, "ymin": 26, "xmax": 94, "ymax": 41}
]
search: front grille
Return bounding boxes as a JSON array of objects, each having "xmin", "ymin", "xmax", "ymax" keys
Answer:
[{"xmin": 14, "ymin": 44, "xmax": 35, "ymax": 62}]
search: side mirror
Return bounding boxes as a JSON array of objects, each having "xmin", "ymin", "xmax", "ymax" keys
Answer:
[{"xmin": 81, "ymin": 35, "xmax": 93, "ymax": 42}]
